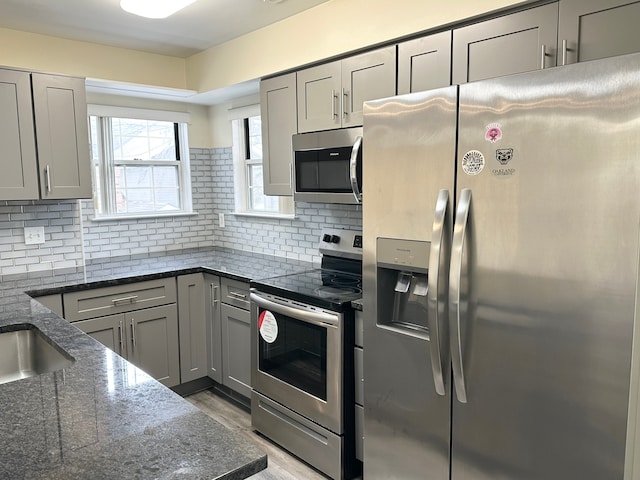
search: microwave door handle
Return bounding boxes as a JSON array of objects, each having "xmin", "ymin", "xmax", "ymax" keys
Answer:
[{"xmin": 349, "ymin": 136, "xmax": 363, "ymax": 203}]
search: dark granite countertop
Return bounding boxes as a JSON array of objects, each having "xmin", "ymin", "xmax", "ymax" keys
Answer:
[{"xmin": 0, "ymin": 247, "xmax": 315, "ymax": 480}]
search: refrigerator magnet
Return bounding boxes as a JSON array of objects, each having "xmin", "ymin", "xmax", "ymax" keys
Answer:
[{"xmin": 462, "ymin": 150, "xmax": 485, "ymax": 175}]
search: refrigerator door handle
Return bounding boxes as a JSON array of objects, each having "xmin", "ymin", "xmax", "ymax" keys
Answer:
[
  {"xmin": 450, "ymin": 188, "xmax": 471, "ymax": 404},
  {"xmin": 427, "ymin": 189, "xmax": 449, "ymax": 396}
]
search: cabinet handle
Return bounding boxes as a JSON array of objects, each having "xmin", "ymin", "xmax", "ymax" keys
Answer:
[
  {"xmin": 118, "ymin": 320, "xmax": 124, "ymax": 353},
  {"xmin": 561, "ymin": 39, "xmax": 571, "ymax": 66},
  {"xmin": 45, "ymin": 165, "xmax": 51, "ymax": 194},
  {"xmin": 342, "ymin": 88, "xmax": 348, "ymax": 119},
  {"xmin": 112, "ymin": 295, "xmax": 138, "ymax": 306},
  {"xmin": 331, "ymin": 89, "xmax": 338, "ymax": 119},
  {"xmin": 228, "ymin": 291, "xmax": 248, "ymax": 300},
  {"xmin": 211, "ymin": 284, "xmax": 220, "ymax": 306},
  {"xmin": 540, "ymin": 44, "xmax": 547, "ymax": 69},
  {"xmin": 130, "ymin": 320, "xmax": 136, "ymax": 349}
]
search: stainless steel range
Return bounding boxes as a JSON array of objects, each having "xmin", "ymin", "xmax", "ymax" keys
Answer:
[{"xmin": 250, "ymin": 228, "xmax": 362, "ymax": 480}]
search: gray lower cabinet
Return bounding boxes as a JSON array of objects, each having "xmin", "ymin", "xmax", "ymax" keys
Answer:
[
  {"xmin": 220, "ymin": 278, "xmax": 252, "ymax": 398},
  {"xmin": 74, "ymin": 305, "xmax": 180, "ymax": 388},
  {"xmin": 177, "ymin": 274, "xmax": 208, "ymax": 383},
  {"xmin": 260, "ymin": 73, "xmax": 297, "ymax": 197},
  {"xmin": 0, "ymin": 68, "xmax": 91, "ymax": 201},
  {"xmin": 64, "ymin": 278, "xmax": 180, "ymax": 388},
  {"xmin": 452, "ymin": 2, "xmax": 559, "ymax": 84},
  {"xmin": 297, "ymin": 45, "xmax": 396, "ymax": 132},
  {"xmin": 397, "ymin": 31, "xmax": 452, "ymax": 94},
  {"xmin": 558, "ymin": 0, "xmax": 640, "ymax": 65},
  {"xmin": 205, "ymin": 273, "xmax": 223, "ymax": 383},
  {"xmin": 35, "ymin": 294, "xmax": 64, "ymax": 317}
]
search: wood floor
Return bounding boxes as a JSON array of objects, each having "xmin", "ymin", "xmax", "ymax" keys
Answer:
[{"xmin": 185, "ymin": 389, "xmax": 329, "ymax": 480}]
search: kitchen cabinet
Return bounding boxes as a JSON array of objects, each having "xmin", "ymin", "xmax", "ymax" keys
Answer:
[
  {"xmin": 177, "ymin": 274, "xmax": 208, "ymax": 383},
  {"xmin": 220, "ymin": 278, "xmax": 252, "ymax": 398},
  {"xmin": 297, "ymin": 46, "xmax": 396, "ymax": 132},
  {"xmin": 397, "ymin": 31, "xmax": 452, "ymax": 94},
  {"xmin": 34, "ymin": 293, "xmax": 64, "ymax": 317},
  {"xmin": 0, "ymin": 68, "xmax": 91, "ymax": 201},
  {"xmin": 452, "ymin": 2, "xmax": 559, "ymax": 84},
  {"xmin": 205, "ymin": 273, "xmax": 223, "ymax": 383},
  {"xmin": 260, "ymin": 73, "xmax": 297, "ymax": 196},
  {"xmin": 64, "ymin": 278, "xmax": 180, "ymax": 387},
  {"xmin": 74, "ymin": 305, "xmax": 180, "ymax": 387},
  {"xmin": 558, "ymin": 0, "xmax": 640, "ymax": 65}
]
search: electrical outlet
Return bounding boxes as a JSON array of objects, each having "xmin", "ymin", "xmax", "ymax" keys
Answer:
[
  {"xmin": 24, "ymin": 226, "xmax": 45, "ymax": 245},
  {"xmin": 219, "ymin": 213, "xmax": 225, "ymax": 228}
]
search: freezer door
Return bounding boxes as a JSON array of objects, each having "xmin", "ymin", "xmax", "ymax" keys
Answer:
[
  {"xmin": 452, "ymin": 53, "xmax": 640, "ymax": 480},
  {"xmin": 362, "ymin": 86, "xmax": 457, "ymax": 480}
]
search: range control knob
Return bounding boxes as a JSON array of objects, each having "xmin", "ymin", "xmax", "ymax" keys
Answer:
[
  {"xmin": 322, "ymin": 234, "xmax": 332, "ymax": 243},
  {"xmin": 330, "ymin": 235, "xmax": 340, "ymax": 244}
]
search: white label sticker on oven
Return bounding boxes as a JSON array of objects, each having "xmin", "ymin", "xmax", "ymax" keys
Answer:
[{"xmin": 259, "ymin": 310, "xmax": 278, "ymax": 344}]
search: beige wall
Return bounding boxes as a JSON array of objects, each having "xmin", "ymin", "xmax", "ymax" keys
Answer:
[
  {"xmin": 186, "ymin": 0, "xmax": 530, "ymax": 92},
  {"xmin": 0, "ymin": 27, "xmax": 186, "ymax": 89}
]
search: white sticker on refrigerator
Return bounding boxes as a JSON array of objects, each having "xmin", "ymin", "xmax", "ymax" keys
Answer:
[
  {"xmin": 462, "ymin": 150, "xmax": 485, "ymax": 175},
  {"xmin": 259, "ymin": 310, "xmax": 279, "ymax": 343}
]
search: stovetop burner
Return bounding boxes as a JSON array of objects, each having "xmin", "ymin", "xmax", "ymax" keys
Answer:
[{"xmin": 250, "ymin": 229, "xmax": 363, "ymax": 310}]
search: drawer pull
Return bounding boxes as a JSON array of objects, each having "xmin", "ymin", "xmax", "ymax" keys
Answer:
[
  {"xmin": 112, "ymin": 295, "xmax": 139, "ymax": 306},
  {"xmin": 228, "ymin": 291, "xmax": 248, "ymax": 300}
]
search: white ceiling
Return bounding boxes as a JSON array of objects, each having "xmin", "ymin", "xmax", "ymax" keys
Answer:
[{"xmin": 0, "ymin": 0, "xmax": 328, "ymax": 58}]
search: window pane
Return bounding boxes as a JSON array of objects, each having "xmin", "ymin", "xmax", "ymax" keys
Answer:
[
  {"xmin": 124, "ymin": 166, "xmax": 153, "ymax": 188},
  {"xmin": 126, "ymin": 189, "xmax": 154, "ymax": 213},
  {"xmin": 248, "ymin": 116, "xmax": 262, "ymax": 160},
  {"xmin": 155, "ymin": 189, "xmax": 180, "ymax": 211},
  {"xmin": 154, "ymin": 166, "xmax": 179, "ymax": 188},
  {"xmin": 112, "ymin": 118, "xmax": 176, "ymax": 161},
  {"xmin": 249, "ymin": 164, "xmax": 263, "ymax": 188}
]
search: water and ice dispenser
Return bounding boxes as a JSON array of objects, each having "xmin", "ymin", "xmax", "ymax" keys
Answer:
[{"xmin": 376, "ymin": 238, "xmax": 430, "ymax": 335}]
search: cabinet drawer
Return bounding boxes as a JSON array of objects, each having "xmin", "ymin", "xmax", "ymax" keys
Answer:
[
  {"xmin": 221, "ymin": 278, "xmax": 250, "ymax": 310},
  {"xmin": 63, "ymin": 277, "xmax": 177, "ymax": 321},
  {"xmin": 355, "ymin": 346, "xmax": 364, "ymax": 405}
]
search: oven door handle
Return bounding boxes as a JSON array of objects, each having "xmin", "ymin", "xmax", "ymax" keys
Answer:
[{"xmin": 250, "ymin": 292, "xmax": 340, "ymax": 328}]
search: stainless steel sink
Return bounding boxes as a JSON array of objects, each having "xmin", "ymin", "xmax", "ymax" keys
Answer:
[{"xmin": 0, "ymin": 324, "xmax": 75, "ymax": 385}]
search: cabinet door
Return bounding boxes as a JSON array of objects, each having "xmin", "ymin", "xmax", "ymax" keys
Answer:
[
  {"xmin": 74, "ymin": 314, "xmax": 125, "ymax": 357},
  {"xmin": 221, "ymin": 303, "xmax": 252, "ymax": 397},
  {"xmin": 177, "ymin": 274, "xmax": 207, "ymax": 383},
  {"xmin": 341, "ymin": 46, "xmax": 397, "ymax": 127},
  {"xmin": 398, "ymin": 31, "xmax": 452, "ymax": 95},
  {"xmin": 31, "ymin": 73, "xmax": 91, "ymax": 200},
  {"xmin": 260, "ymin": 74, "xmax": 297, "ymax": 196},
  {"xmin": 35, "ymin": 294, "xmax": 64, "ymax": 317},
  {"xmin": 558, "ymin": 0, "xmax": 640, "ymax": 65},
  {"xmin": 0, "ymin": 69, "xmax": 39, "ymax": 200},
  {"xmin": 127, "ymin": 304, "xmax": 180, "ymax": 388},
  {"xmin": 205, "ymin": 274, "xmax": 223, "ymax": 383},
  {"xmin": 297, "ymin": 61, "xmax": 341, "ymax": 133},
  {"xmin": 452, "ymin": 3, "xmax": 559, "ymax": 84}
]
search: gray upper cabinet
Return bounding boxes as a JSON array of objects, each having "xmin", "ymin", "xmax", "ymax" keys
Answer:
[
  {"xmin": 260, "ymin": 73, "xmax": 297, "ymax": 196},
  {"xmin": 0, "ymin": 69, "xmax": 39, "ymax": 200},
  {"xmin": 177, "ymin": 274, "xmax": 208, "ymax": 383},
  {"xmin": 398, "ymin": 31, "xmax": 452, "ymax": 94},
  {"xmin": 452, "ymin": 2, "xmax": 559, "ymax": 84},
  {"xmin": 558, "ymin": 0, "xmax": 640, "ymax": 65},
  {"xmin": 32, "ymin": 73, "xmax": 91, "ymax": 200},
  {"xmin": 297, "ymin": 46, "xmax": 396, "ymax": 132}
]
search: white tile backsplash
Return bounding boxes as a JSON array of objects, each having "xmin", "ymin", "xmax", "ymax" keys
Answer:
[{"xmin": 0, "ymin": 147, "xmax": 362, "ymax": 275}]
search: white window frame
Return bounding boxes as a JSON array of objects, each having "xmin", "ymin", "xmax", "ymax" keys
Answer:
[
  {"xmin": 88, "ymin": 105, "xmax": 194, "ymax": 220},
  {"xmin": 230, "ymin": 104, "xmax": 294, "ymax": 218}
]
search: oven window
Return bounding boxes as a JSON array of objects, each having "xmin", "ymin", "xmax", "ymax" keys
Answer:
[{"xmin": 258, "ymin": 308, "xmax": 327, "ymax": 401}]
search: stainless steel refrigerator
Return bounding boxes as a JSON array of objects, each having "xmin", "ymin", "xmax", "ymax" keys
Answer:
[{"xmin": 362, "ymin": 52, "xmax": 640, "ymax": 480}]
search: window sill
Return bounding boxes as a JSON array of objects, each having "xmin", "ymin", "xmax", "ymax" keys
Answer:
[
  {"xmin": 231, "ymin": 211, "xmax": 297, "ymax": 220},
  {"xmin": 90, "ymin": 211, "xmax": 199, "ymax": 222}
]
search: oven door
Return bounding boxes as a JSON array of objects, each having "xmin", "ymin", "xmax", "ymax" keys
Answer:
[{"xmin": 250, "ymin": 290, "xmax": 343, "ymax": 434}]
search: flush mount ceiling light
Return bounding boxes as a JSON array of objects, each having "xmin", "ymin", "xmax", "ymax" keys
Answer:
[{"xmin": 120, "ymin": 0, "xmax": 197, "ymax": 19}]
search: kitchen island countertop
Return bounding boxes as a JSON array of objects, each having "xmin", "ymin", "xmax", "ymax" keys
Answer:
[{"xmin": 0, "ymin": 247, "xmax": 314, "ymax": 479}]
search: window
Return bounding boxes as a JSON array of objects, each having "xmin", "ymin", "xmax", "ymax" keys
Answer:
[
  {"xmin": 231, "ymin": 105, "xmax": 293, "ymax": 216},
  {"xmin": 89, "ymin": 106, "xmax": 192, "ymax": 218}
]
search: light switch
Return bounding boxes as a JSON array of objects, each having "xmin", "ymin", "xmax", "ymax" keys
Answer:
[{"xmin": 24, "ymin": 226, "xmax": 45, "ymax": 245}]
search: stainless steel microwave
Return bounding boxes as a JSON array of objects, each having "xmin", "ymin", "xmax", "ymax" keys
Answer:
[{"xmin": 292, "ymin": 127, "xmax": 362, "ymax": 204}]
